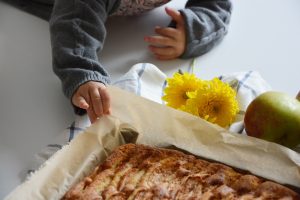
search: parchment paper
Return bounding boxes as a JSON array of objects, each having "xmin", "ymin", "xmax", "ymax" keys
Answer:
[{"xmin": 5, "ymin": 86, "xmax": 300, "ymax": 200}]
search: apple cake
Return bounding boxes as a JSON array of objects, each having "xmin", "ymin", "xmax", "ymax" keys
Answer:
[{"xmin": 63, "ymin": 144, "xmax": 299, "ymax": 199}]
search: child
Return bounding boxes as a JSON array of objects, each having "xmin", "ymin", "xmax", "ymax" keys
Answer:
[{"xmin": 49, "ymin": 0, "xmax": 232, "ymax": 123}]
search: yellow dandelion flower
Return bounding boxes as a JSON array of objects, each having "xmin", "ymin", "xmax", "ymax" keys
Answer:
[
  {"xmin": 162, "ymin": 72, "xmax": 204, "ymax": 109},
  {"xmin": 182, "ymin": 78, "xmax": 239, "ymax": 127}
]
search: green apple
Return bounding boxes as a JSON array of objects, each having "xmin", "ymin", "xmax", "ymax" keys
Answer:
[{"xmin": 244, "ymin": 91, "xmax": 300, "ymax": 149}]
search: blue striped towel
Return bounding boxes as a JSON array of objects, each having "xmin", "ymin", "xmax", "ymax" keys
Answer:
[{"xmin": 26, "ymin": 63, "xmax": 273, "ymax": 177}]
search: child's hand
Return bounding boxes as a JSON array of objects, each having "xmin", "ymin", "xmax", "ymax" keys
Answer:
[
  {"xmin": 72, "ymin": 81, "xmax": 111, "ymax": 123},
  {"xmin": 144, "ymin": 7, "xmax": 186, "ymax": 60}
]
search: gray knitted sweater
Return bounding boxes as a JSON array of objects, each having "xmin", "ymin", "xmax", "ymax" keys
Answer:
[{"xmin": 49, "ymin": 0, "xmax": 232, "ymax": 106}]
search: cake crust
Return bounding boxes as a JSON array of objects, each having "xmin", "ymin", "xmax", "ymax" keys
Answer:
[{"xmin": 63, "ymin": 144, "xmax": 299, "ymax": 199}]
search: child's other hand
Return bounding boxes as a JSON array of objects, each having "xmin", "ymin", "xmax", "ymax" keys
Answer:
[
  {"xmin": 144, "ymin": 7, "xmax": 186, "ymax": 60},
  {"xmin": 72, "ymin": 81, "xmax": 111, "ymax": 123}
]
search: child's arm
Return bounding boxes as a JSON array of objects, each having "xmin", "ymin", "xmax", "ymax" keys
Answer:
[
  {"xmin": 50, "ymin": 0, "xmax": 120, "ymax": 121},
  {"xmin": 179, "ymin": 0, "xmax": 233, "ymax": 58},
  {"xmin": 145, "ymin": 0, "xmax": 232, "ymax": 59}
]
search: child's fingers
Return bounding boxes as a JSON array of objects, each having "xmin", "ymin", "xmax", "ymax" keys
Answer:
[
  {"xmin": 154, "ymin": 26, "xmax": 179, "ymax": 40},
  {"xmin": 155, "ymin": 54, "xmax": 176, "ymax": 60},
  {"xmin": 148, "ymin": 45, "xmax": 176, "ymax": 57},
  {"xmin": 73, "ymin": 95, "xmax": 89, "ymax": 109},
  {"xmin": 99, "ymin": 87, "xmax": 111, "ymax": 114},
  {"xmin": 71, "ymin": 81, "xmax": 111, "ymax": 124},
  {"xmin": 144, "ymin": 35, "xmax": 175, "ymax": 47},
  {"xmin": 165, "ymin": 7, "xmax": 184, "ymax": 28},
  {"xmin": 90, "ymin": 87, "xmax": 103, "ymax": 117},
  {"xmin": 87, "ymin": 107, "xmax": 98, "ymax": 124}
]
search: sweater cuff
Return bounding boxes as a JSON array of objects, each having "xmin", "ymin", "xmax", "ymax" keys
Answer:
[
  {"xmin": 180, "ymin": 29, "xmax": 226, "ymax": 59},
  {"xmin": 179, "ymin": 8, "xmax": 228, "ymax": 59},
  {"xmin": 64, "ymin": 71, "xmax": 111, "ymax": 100}
]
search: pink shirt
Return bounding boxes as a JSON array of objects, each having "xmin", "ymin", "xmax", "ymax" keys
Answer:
[{"xmin": 114, "ymin": 0, "xmax": 171, "ymax": 16}]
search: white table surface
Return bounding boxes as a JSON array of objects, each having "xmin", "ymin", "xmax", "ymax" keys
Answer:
[{"xmin": 0, "ymin": 0, "xmax": 299, "ymax": 198}]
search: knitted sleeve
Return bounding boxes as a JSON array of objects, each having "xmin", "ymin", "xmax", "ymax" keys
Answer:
[
  {"xmin": 50, "ymin": 0, "xmax": 120, "ymax": 100},
  {"xmin": 179, "ymin": 0, "xmax": 232, "ymax": 58}
]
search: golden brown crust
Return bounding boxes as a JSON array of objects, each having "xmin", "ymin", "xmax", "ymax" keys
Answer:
[{"xmin": 62, "ymin": 144, "xmax": 299, "ymax": 200}]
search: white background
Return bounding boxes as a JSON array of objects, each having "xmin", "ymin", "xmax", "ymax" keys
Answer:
[{"xmin": 0, "ymin": 0, "xmax": 300, "ymax": 197}]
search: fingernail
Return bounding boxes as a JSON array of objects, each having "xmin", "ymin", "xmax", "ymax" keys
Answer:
[{"xmin": 82, "ymin": 104, "xmax": 89, "ymax": 109}]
